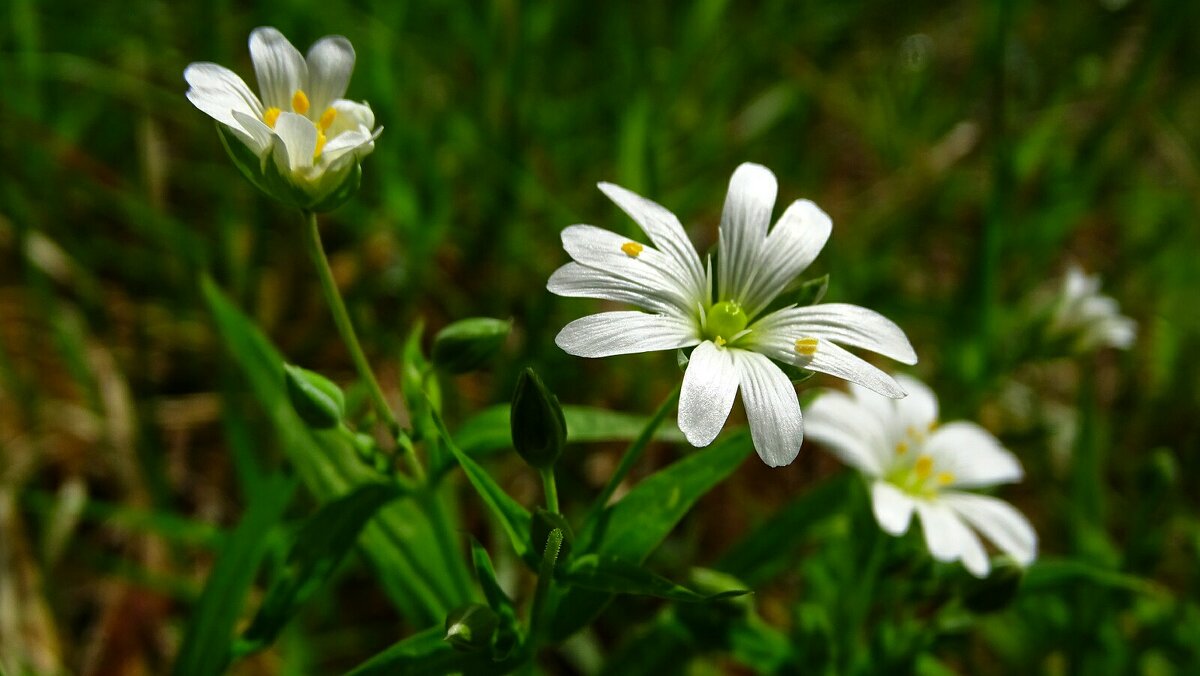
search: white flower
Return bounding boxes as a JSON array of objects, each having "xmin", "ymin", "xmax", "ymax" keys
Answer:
[
  {"xmin": 805, "ymin": 375, "xmax": 1037, "ymax": 577},
  {"xmin": 184, "ymin": 27, "xmax": 381, "ymax": 207},
  {"xmin": 1047, "ymin": 263, "xmax": 1136, "ymax": 351},
  {"xmin": 548, "ymin": 163, "xmax": 917, "ymax": 467}
]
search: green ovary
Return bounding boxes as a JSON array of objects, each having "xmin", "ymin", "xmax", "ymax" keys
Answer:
[{"xmin": 706, "ymin": 301, "xmax": 749, "ymax": 344}]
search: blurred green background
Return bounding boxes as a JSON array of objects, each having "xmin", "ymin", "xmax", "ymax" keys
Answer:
[{"xmin": 2, "ymin": 0, "xmax": 1199, "ymax": 673}]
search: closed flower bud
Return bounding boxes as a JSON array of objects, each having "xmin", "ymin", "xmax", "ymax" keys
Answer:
[
  {"xmin": 443, "ymin": 603, "xmax": 499, "ymax": 652},
  {"xmin": 284, "ymin": 364, "xmax": 344, "ymax": 429},
  {"xmin": 531, "ymin": 508, "xmax": 574, "ymax": 560},
  {"xmin": 510, "ymin": 368, "xmax": 566, "ymax": 470},
  {"xmin": 431, "ymin": 317, "xmax": 512, "ymax": 374}
]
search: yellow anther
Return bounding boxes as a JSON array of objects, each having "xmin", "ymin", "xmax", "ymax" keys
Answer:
[
  {"xmin": 914, "ymin": 455, "xmax": 934, "ymax": 479},
  {"xmin": 714, "ymin": 336, "xmax": 727, "ymax": 347},
  {"xmin": 314, "ymin": 130, "xmax": 327, "ymax": 159},
  {"xmin": 292, "ymin": 89, "xmax": 310, "ymax": 114},
  {"xmin": 263, "ymin": 107, "xmax": 282, "ymax": 128},
  {"xmin": 906, "ymin": 425, "xmax": 927, "ymax": 442},
  {"xmin": 318, "ymin": 107, "xmax": 338, "ymax": 131},
  {"xmin": 794, "ymin": 337, "xmax": 819, "ymax": 356},
  {"xmin": 895, "ymin": 441, "xmax": 909, "ymax": 455},
  {"xmin": 936, "ymin": 472, "xmax": 955, "ymax": 485},
  {"xmin": 621, "ymin": 241, "xmax": 644, "ymax": 258}
]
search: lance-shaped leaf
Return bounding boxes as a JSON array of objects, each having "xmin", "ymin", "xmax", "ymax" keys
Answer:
[
  {"xmin": 550, "ymin": 432, "xmax": 752, "ymax": 641},
  {"xmin": 343, "ymin": 626, "xmax": 493, "ymax": 676},
  {"xmin": 235, "ymin": 483, "xmax": 407, "ymax": 657},
  {"xmin": 429, "ymin": 397, "xmax": 535, "ymax": 565},
  {"xmin": 562, "ymin": 555, "xmax": 749, "ymax": 602},
  {"xmin": 173, "ymin": 473, "xmax": 295, "ymax": 676}
]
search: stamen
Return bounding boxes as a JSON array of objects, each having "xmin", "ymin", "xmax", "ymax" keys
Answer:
[
  {"xmin": 906, "ymin": 425, "xmax": 927, "ymax": 442},
  {"xmin": 714, "ymin": 336, "xmax": 727, "ymax": 347},
  {"xmin": 895, "ymin": 441, "xmax": 909, "ymax": 455},
  {"xmin": 263, "ymin": 107, "xmax": 282, "ymax": 128},
  {"xmin": 936, "ymin": 472, "xmax": 955, "ymax": 485},
  {"xmin": 914, "ymin": 455, "xmax": 934, "ymax": 479},
  {"xmin": 794, "ymin": 337, "xmax": 819, "ymax": 357},
  {"xmin": 292, "ymin": 89, "xmax": 310, "ymax": 114},
  {"xmin": 621, "ymin": 242, "xmax": 644, "ymax": 258},
  {"xmin": 319, "ymin": 107, "xmax": 338, "ymax": 131},
  {"xmin": 314, "ymin": 130, "xmax": 327, "ymax": 159}
]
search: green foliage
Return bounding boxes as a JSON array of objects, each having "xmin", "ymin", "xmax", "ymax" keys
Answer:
[
  {"xmin": 431, "ymin": 317, "xmax": 512, "ymax": 374},
  {"xmin": 509, "ymin": 367, "xmax": 566, "ymax": 470},
  {"xmin": 562, "ymin": 555, "xmax": 749, "ymax": 602}
]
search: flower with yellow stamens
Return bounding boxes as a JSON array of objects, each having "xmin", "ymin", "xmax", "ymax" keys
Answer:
[
  {"xmin": 805, "ymin": 374, "xmax": 1037, "ymax": 578},
  {"xmin": 548, "ymin": 163, "xmax": 917, "ymax": 467},
  {"xmin": 183, "ymin": 27, "xmax": 382, "ymax": 211}
]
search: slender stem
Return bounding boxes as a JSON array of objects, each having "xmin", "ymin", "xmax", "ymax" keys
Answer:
[
  {"xmin": 301, "ymin": 210, "xmax": 423, "ymax": 479},
  {"xmin": 528, "ymin": 528, "xmax": 564, "ymax": 646},
  {"xmin": 588, "ymin": 384, "xmax": 681, "ymax": 520},
  {"xmin": 540, "ymin": 468, "xmax": 559, "ymax": 514}
]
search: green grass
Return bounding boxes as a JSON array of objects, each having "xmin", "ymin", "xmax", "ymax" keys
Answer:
[{"xmin": 2, "ymin": 0, "xmax": 1199, "ymax": 673}]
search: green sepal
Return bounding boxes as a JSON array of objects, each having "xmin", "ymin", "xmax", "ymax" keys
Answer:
[
  {"xmin": 431, "ymin": 317, "xmax": 512, "ymax": 374},
  {"xmin": 215, "ymin": 123, "xmax": 362, "ymax": 213},
  {"xmin": 283, "ymin": 364, "xmax": 345, "ymax": 429}
]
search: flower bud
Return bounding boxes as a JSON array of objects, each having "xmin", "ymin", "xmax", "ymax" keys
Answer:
[
  {"xmin": 283, "ymin": 364, "xmax": 344, "ymax": 429},
  {"xmin": 510, "ymin": 368, "xmax": 566, "ymax": 470},
  {"xmin": 531, "ymin": 508, "xmax": 574, "ymax": 560},
  {"xmin": 431, "ymin": 317, "xmax": 512, "ymax": 374},
  {"xmin": 443, "ymin": 603, "xmax": 499, "ymax": 652}
]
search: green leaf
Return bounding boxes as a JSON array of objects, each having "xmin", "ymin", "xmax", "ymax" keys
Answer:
[
  {"xmin": 716, "ymin": 473, "xmax": 850, "ymax": 585},
  {"xmin": 172, "ymin": 473, "xmax": 295, "ymax": 676},
  {"xmin": 202, "ymin": 277, "xmax": 469, "ymax": 624},
  {"xmin": 469, "ymin": 538, "xmax": 515, "ymax": 616},
  {"xmin": 563, "ymin": 555, "xmax": 749, "ymax": 602},
  {"xmin": 342, "ymin": 626, "xmax": 492, "ymax": 676},
  {"xmin": 550, "ymin": 432, "xmax": 752, "ymax": 641},
  {"xmin": 453, "ymin": 404, "xmax": 686, "ymax": 457},
  {"xmin": 428, "ymin": 397, "xmax": 534, "ymax": 565},
  {"xmin": 1022, "ymin": 559, "xmax": 1166, "ymax": 596},
  {"xmin": 235, "ymin": 483, "xmax": 407, "ymax": 657}
]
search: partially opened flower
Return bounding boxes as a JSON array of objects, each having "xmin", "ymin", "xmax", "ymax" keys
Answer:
[
  {"xmin": 805, "ymin": 375, "xmax": 1037, "ymax": 577},
  {"xmin": 184, "ymin": 27, "xmax": 381, "ymax": 210},
  {"xmin": 548, "ymin": 163, "xmax": 916, "ymax": 467},
  {"xmin": 1046, "ymin": 263, "xmax": 1136, "ymax": 352}
]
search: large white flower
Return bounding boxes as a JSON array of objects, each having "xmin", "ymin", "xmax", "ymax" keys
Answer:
[
  {"xmin": 1047, "ymin": 263, "xmax": 1136, "ymax": 351},
  {"xmin": 548, "ymin": 163, "xmax": 917, "ymax": 467},
  {"xmin": 184, "ymin": 27, "xmax": 381, "ymax": 207},
  {"xmin": 805, "ymin": 375, "xmax": 1037, "ymax": 577}
]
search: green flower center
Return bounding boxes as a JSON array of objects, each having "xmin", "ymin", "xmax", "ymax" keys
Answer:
[{"xmin": 706, "ymin": 301, "xmax": 749, "ymax": 345}]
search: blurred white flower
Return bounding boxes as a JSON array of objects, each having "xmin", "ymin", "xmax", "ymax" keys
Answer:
[
  {"xmin": 184, "ymin": 27, "xmax": 381, "ymax": 209},
  {"xmin": 548, "ymin": 163, "xmax": 916, "ymax": 467},
  {"xmin": 806, "ymin": 375, "xmax": 1037, "ymax": 577},
  {"xmin": 1047, "ymin": 263, "xmax": 1136, "ymax": 351}
]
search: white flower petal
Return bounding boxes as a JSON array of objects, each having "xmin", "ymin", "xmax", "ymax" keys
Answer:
[
  {"xmin": 941, "ymin": 492, "xmax": 1037, "ymax": 566},
  {"xmin": 872, "ymin": 481, "xmax": 915, "ymax": 535},
  {"xmin": 597, "ymin": 182, "xmax": 706, "ymax": 301},
  {"xmin": 753, "ymin": 303, "xmax": 917, "ymax": 365},
  {"xmin": 678, "ymin": 341, "xmax": 740, "ymax": 447},
  {"xmin": 732, "ymin": 350, "xmax": 802, "ymax": 467},
  {"xmin": 327, "ymin": 99, "xmax": 376, "ymax": 136},
  {"xmin": 321, "ymin": 127, "xmax": 379, "ymax": 164},
  {"xmin": 925, "ymin": 422, "xmax": 1022, "ymax": 488},
  {"xmin": 229, "ymin": 110, "xmax": 274, "ymax": 158},
  {"xmin": 555, "ymin": 311, "xmax": 699, "ymax": 359},
  {"xmin": 893, "ymin": 374, "xmax": 938, "ymax": 431},
  {"xmin": 558, "ymin": 225, "xmax": 700, "ymax": 311},
  {"xmin": 548, "ymin": 262, "xmax": 695, "ymax": 316},
  {"xmin": 804, "ymin": 390, "xmax": 889, "ymax": 476},
  {"xmin": 305, "ymin": 35, "xmax": 355, "ymax": 113},
  {"xmin": 749, "ymin": 330, "xmax": 906, "ymax": 398},
  {"xmin": 271, "ymin": 112, "xmax": 317, "ymax": 172},
  {"xmin": 249, "ymin": 27, "xmax": 308, "ymax": 109},
  {"xmin": 742, "ymin": 199, "xmax": 832, "ymax": 316},
  {"xmin": 915, "ymin": 500, "xmax": 985, "ymax": 575},
  {"xmin": 718, "ymin": 163, "xmax": 777, "ymax": 304},
  {"xmin": 184, "ymin": 63, "xmax": 264, "ymax": 127}
]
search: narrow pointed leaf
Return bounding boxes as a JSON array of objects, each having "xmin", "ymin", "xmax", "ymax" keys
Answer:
[{"xmin": 563, "ymin": 555, "xmax": 749, "ymax": 602}]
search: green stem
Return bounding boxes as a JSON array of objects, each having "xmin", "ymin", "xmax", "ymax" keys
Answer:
[
  {"xmin": 528, "ymin": 528, "xmax": 564, "ymax": 647},
  {"xmin": 588, "ymin": 384, "xmax": 681, "ymax": 519},
  {"xmin": 541, "ymin": 468, "xmax": 559, "ymax": 514},
  {"xmin": 301, "ymin": 211, "xmax": 423, "ymax": 480}
]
